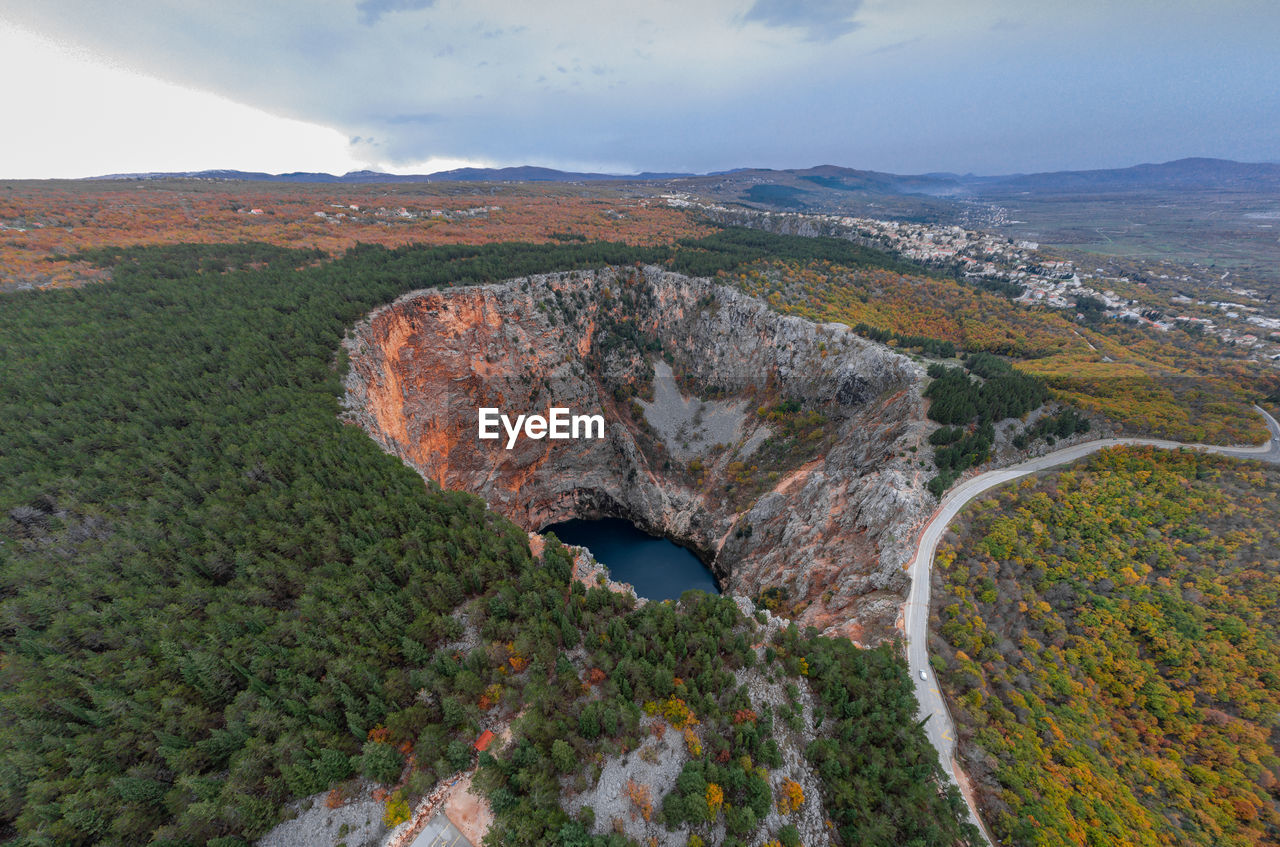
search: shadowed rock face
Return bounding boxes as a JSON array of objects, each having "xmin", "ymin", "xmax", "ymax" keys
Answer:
[{"xmin": 341, "ymin": 265, "xmax": 933, "ymax": 643}]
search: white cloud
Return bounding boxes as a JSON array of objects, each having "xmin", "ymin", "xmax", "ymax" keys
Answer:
[
  {"xmin": 0, "ymin": 20, "xmax": 491, "ymax": 178},
  {"xmin": 0, "ymin": 22, "xmax": 367, "ymax": 177}
]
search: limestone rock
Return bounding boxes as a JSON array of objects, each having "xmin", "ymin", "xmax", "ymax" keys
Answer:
[{"xmin": 341, "ymin": 266, "xmax": 933, "ymax": 643}]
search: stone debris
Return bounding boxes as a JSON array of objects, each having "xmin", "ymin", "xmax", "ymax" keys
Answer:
[{"xmin": 257, "ymin": 781, "xmax": 389, "ymax": 847}]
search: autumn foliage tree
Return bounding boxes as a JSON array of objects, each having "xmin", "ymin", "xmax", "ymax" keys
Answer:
[{"xmin": 934, "ymin": 447, "xmax": 1280, "ymax": 847}]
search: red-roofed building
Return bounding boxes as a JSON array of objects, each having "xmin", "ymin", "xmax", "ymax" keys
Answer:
[{"xmin": 474, "ymin": 730, "xmax": 495, "ymax": 752}]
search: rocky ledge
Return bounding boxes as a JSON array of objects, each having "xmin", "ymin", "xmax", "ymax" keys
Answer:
[{"xmin": 341, "ymin": 266, "xmax": 933, "ymax": 643}]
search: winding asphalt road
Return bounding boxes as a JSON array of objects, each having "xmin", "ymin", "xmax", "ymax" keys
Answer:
[{"xmin": 903, "ymin": 406, "xmax": 1280, "ymax": 844}]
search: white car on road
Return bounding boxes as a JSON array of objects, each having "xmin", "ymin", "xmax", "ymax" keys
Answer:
[{"xmin": 920, "ymin": 670, "xmax": 928, "ymax": 681}]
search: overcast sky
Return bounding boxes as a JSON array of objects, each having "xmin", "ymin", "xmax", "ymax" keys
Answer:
[{"xmin": 2, "ymin": 0, "xmax": 1278, "ymax": 178}]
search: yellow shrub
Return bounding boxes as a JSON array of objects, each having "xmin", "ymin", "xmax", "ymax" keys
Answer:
[
  {"xmin": 683, "ymin": 727, "xmax": 702, "ymax": 757},
  {"xmin": 706, "ymin": 783, "xmax": 724, "ymax": 818},
  {"xmin": 383, "ymin": 789, "xmax": 411, "ymax": 827},
  {"xmin": 777, "ymin": 779, "xmax": 805, "ymax": 815}
]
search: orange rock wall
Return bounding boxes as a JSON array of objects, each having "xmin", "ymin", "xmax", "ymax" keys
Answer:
[{"xmin": 342, "ymin": 266, "xmax": 934, "ymax": 643}]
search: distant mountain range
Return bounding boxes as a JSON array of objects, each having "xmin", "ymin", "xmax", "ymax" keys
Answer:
[
  {"xmin": 960, "ymin": 157, "xmax": 1280, "ymax": 194},
  {"xmin": 90, "ymin": 157, "xmax": 1280, "ymax": 193}
]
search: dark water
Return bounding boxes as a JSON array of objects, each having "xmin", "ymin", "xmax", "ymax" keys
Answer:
[{"xmin": 544, "ymin": 517, "xmax": 720, "ymax": 601}]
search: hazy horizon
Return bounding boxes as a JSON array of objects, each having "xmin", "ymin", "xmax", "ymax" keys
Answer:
[{"xmin": 14, "ymin": 154, "xmax": 1266, "ymax": 184}]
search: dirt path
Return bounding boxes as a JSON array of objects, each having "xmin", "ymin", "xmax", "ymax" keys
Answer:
[{"xmin": 443, "ymin": 772, "xmax": 493, "ymax": 846}]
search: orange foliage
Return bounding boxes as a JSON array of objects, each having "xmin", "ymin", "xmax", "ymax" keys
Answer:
[
  {"xmin": 777, "ymin": 779, "xmax": 805, "ymax": 815},
  {"xmin": 0, "ymin": 180, "xmax": 710, "ymax": 291},
  {"xmin": 705, "ymin": 783, "xmax": 724, "ymax": 817},
  {"xmin": 682, "ymin": 727, "xmax": 702, "ymax": 758},
  {"xmin": 478, "ymin": 682, "xmax": 503, "ymax": 710},
  {"xmin": 625, "ymin": 779, "xmax": 653, "ymax": 822}
]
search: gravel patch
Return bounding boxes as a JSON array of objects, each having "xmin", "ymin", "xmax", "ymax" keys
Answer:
[
  {"xmin": 562, "ymin": 717, "xmax": 690, "ymax": 844},
  {"xmin": 257, "ymin": 782, "xmax": 388, "ymax": 847},
  {"xmin": 641, "ymin": 360, "xmax": 754, "ymax": 462},
  {"xmin": 441, "ymin": 603, "xmax": 481, "ymax": 655}
]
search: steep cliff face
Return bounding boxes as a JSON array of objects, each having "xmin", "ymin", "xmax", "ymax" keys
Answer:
[{"xmin": 342, "ymin": 266, "xmax": 932, "ymax": 643}]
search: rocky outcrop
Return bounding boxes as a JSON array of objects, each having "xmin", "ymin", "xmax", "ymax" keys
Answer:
[{"xmin": 341, "ymin": 266, "xmax": 933, "ymax": 643}]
